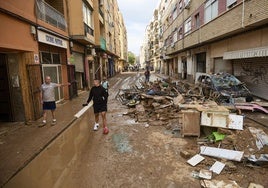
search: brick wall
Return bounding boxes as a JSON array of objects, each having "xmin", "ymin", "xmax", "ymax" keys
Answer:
[{"xmin": 165, "ymin": 0, "xmax": 268, "ymax": 54}]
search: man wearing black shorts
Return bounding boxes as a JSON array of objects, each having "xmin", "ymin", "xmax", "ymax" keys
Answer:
[
  {"xmin": 40, "ymin": 76, "xmax": 70, "ymax": 126},
  {"xmin": 84, "ymin": 78, "xmax": 109, "ymax": 134}
]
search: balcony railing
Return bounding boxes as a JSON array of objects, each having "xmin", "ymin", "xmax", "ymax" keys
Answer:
[
  {"xmin": 84, "ymin": 23, "xmax": 94, "ymax": 36},
  {"xmin": 35, "ymin": 0, "xmax": 67, "ymax": 31}
]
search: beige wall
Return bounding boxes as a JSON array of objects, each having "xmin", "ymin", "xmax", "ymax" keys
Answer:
[
  {"xmin": 0, "ymin": 0, "xmax": 36, "ymax": 23},
  {"xmin": 68, "ymin": 0, "xmax": 84, "ymax": 36},
  {"xmin": 0, "ymin": 13, "xmax": 38, "ymax": 52}
]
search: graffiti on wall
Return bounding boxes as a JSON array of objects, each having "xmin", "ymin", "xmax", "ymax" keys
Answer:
[{"xmin": 240, "ymin": 62, "xmax": 268, "ymax": 85}]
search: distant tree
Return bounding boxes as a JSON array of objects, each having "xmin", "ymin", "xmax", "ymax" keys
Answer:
[{"xmin": 128, "ymin": 51, "xmax": 136, "ymax": 65}]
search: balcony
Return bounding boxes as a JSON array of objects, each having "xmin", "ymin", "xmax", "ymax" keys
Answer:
[{"xmin": 35, "ymin": 0, "xmax": 67, "ymax": 31}]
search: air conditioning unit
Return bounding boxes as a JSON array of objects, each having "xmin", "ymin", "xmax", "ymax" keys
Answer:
[
  {"xmin": 99, "ymin": 0, "xmax": 104, "ymax": 6},
  {"xmin": 185, "ymin": 0, "xmax": 191, "ymax": 9}
]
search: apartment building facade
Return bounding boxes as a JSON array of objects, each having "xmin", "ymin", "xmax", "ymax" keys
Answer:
[
  {"xmin": 0, "ymin": 0, "xmax": 127, "ymax": 122},
  {"xmin": 155, "ymin": 0, "xmax": 268, "ymax": 100}
]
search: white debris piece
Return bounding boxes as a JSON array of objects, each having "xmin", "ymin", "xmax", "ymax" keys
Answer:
[
  {"xmin": 187, "ymin": 154, "xmax": 205, "ymax": 166},
  {"xmin": 200, "ymin": 146, "xmax": 244, "ymax": 162},
  {"xmin": 209, "ymin": 161, "xmax": 225, "ymax": 174}
]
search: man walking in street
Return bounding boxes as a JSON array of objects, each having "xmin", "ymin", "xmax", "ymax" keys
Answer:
[
  {"xmin": 144, "ymin": 69, "xmax": 150, "ymax": 83},
  {"xmin": 83, "ymin": 78, "xmax": 109, "ymax": 134},
  {"xmin": 40, "ymin": 76, "xmax": 70, "ymax": 126}
]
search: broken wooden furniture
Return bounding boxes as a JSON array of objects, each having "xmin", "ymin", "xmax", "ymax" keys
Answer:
[{"xmin": 179, "ymin": 110, "xmax": 200, "ymax": 137}]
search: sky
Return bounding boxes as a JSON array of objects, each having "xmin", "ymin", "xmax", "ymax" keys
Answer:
[{"xmin": 117, "ymin": 0, "xmax": 160, "ymax": 56}]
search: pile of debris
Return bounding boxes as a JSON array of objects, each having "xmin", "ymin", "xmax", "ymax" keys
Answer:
[{"xmin": 116, "ymin": 77, "xmax": 268, "ymax": 187}]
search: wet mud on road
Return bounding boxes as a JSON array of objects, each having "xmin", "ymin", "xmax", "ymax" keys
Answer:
[
  {"xmin": 57, "ymin": 72, "xmax": 200, "ymax": 188},
  {"xmin": 57, "ymin": 72, "xmax": 268, "ymax": 188}
]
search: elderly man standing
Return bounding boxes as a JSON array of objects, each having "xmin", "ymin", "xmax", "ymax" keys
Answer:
[{"xmin": 40, "ymin": 76, "xmax": 70, "ymax": 126}]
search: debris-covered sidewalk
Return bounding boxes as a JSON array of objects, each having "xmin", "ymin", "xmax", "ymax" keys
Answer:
[{"xmin": 116, "ymin": 73, "xmax": 268, "ymax": 187}]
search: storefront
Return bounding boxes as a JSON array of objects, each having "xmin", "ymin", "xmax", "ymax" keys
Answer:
[
  {"xmin": 37, "ymin": 29, "xmax": 69, "ymax": 102},
  {"xmin": 224, "ymin": 46, "xmax": 268, "ymax": 100}
]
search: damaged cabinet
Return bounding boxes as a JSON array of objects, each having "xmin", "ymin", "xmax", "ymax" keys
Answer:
[{"xmin": 179, "ymin": 110, "xmax": 200, "ymax": 137}]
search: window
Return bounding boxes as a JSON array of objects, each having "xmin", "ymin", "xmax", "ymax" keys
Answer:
[
  {"xmin": 178, "ymin": 27, "xmax": 183, "ymax": 39},
  {"xmin": 179, "ymin": 0, "xmax": 183, "ymax": 12},
  {"xmin": 40, "ymin": 52, "xmax": 61, "ymax": 64},
  {"xmin": 184, "ymin": 0, "xmax": 191, "ymax": 6},
  {"xmin": 204, "ymin": 0, "xmax": 218, "ymax": 23},
  {"xmin": 184, "ymin": 17, "xmax": 191, "ymax": 34},
  {"xmin": 172, "ymin": 6, "xmax": 178, "ymax": 20},
  {"xmin": 83, "ymin": 2, "xmax": 94, "ymax": 28},
  {"xmin": 226, "ymin": 0, "xmax": 237, "ymax": 8},
  {"xmin": 173, "ymin": 28, "xmax": 178, "ymax": 42},
  {"xmin": 195, "ymin": 13, "xmax": 200, "ymax": 28}
]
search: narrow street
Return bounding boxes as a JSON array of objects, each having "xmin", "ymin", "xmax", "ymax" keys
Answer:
[
  {"xmin": 55, "ymin": 72, "xmax": 268, "ymax": 188},
  {"xmin": 57, "ymin": 72, "xmax": 199, "ymax": 188}
]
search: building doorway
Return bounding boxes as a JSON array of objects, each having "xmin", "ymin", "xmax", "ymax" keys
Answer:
[
  {"xmin": 0, "ymin": 54, "xmax": 12, "ymax": 121},
  {"xmin": 196, "ymin": 52, "xmax": 206, "ymax": 73},
  {"xmin": 182, "ymin": 57, "xmax": 187, "ymax": 80},
  {"xmin": 42, "ymin": 65, "xmax": 63, "ymax": 102}
]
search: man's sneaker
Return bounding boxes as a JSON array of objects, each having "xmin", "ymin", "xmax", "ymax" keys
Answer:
[
  {"xmin": 103, "ymin": 127, "xmax": 109, "ymax": 134},
  {"xmin": 93, "ymin": 123, "xmax": 99, "ymax": 131},
  {"xmin": 39, "ymin": 120, "xmax": 46, "ymax": 127},
  {"xmin": 51, "ymin": 119, "xmax": 56, "ymax": 126}
]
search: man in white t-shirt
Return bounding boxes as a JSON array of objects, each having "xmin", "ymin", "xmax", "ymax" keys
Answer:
[{"xmin": 40, "ymin": 76, "xmax": 70, "ymax": 126}]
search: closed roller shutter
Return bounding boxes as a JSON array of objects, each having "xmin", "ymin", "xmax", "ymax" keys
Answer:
[
  {"xmin": 73, "ymin": 52, "xmax": 84, "ymax": 73},
  {"xmin": 233, "ymin": 58, "xmax": 268, "ymax": 100}
]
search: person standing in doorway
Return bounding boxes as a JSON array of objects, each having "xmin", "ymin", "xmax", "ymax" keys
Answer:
[
  {"xmin": 83, "ymin": 78, "xmax": 109, "ymax": 134},
  {"xmin": 40, "ymin": 76, "xmax": 70, "ymax": 126}
]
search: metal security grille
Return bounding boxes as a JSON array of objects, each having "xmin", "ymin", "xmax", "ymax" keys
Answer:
[
  {"xmin": 27, "ymin": 64, "xmax": 43, "ymax": 120},
  {"xmin": 233, "ymin": 58, "xmax": 268, "ymax": 100}
]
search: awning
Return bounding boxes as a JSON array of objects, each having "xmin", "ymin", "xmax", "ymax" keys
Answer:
[{"xmin": 223, "ymin": 46, "xmax": 268, "ymax": 60}]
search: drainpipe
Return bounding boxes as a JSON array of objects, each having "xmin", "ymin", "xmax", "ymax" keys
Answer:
[{"xmin": 241, "ymin": 0, "xmax": 245, "ymax": 28}]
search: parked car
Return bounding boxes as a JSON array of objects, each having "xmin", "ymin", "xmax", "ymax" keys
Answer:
[{"xmin": 195, "ymin": 72, "xmax": 253, "ymax": 103}]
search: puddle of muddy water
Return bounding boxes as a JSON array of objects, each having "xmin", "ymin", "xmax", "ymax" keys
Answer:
[{"xmin": 112, "ymin": 133, "xmax": 133, "ymax": 153}]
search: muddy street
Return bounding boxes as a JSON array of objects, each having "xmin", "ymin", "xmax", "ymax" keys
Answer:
[
  {"xmin": 57, "ymin": 72, "xmax": 268, "ymax": 188},
  {"xmin": 56, "ymin": 72, "xmax": 198, "ymax": 188}
]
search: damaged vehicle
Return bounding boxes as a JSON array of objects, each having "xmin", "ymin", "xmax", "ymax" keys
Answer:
[{"xmin": 196, "ymin": 72, "xmax": 253, "ymax": 104}]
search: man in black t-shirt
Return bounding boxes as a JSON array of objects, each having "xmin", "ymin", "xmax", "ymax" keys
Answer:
[{"xmin": 83, "ymin": 78, "xmax": 109, "ymax": 134}]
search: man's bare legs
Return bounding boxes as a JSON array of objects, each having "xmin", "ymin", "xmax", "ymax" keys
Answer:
[
  {"xmin": 95, "ymin": 112, "xmax": 106, "ymax": 127},
  {"xmin": 101, "ymin": 111, "xmax": 107, "ymax": 128},
  {"xmin": 43, "ymin": 110, "xmax": 48, "ymax": 123},
  {"xmin": 94, "ymin": 111, "xmax": 107, "ymax": 133},
  {"xmin": 95, "ymin": 113, "xmax": 100, "ymax": 124}
]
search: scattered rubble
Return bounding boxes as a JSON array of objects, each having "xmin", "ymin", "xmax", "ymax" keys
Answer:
[{"xmin": 116, "ymin": 76, "xmax": 268, "ymax": 187}]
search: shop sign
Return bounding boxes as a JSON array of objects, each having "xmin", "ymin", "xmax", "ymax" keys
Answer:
[
  {"xmin": 38, "ymin": 30, "xmax": 67, "ymax": 49},
  {"xmin": 223, "ymin": 46, "xmax": 268, "ymax": 60}
]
